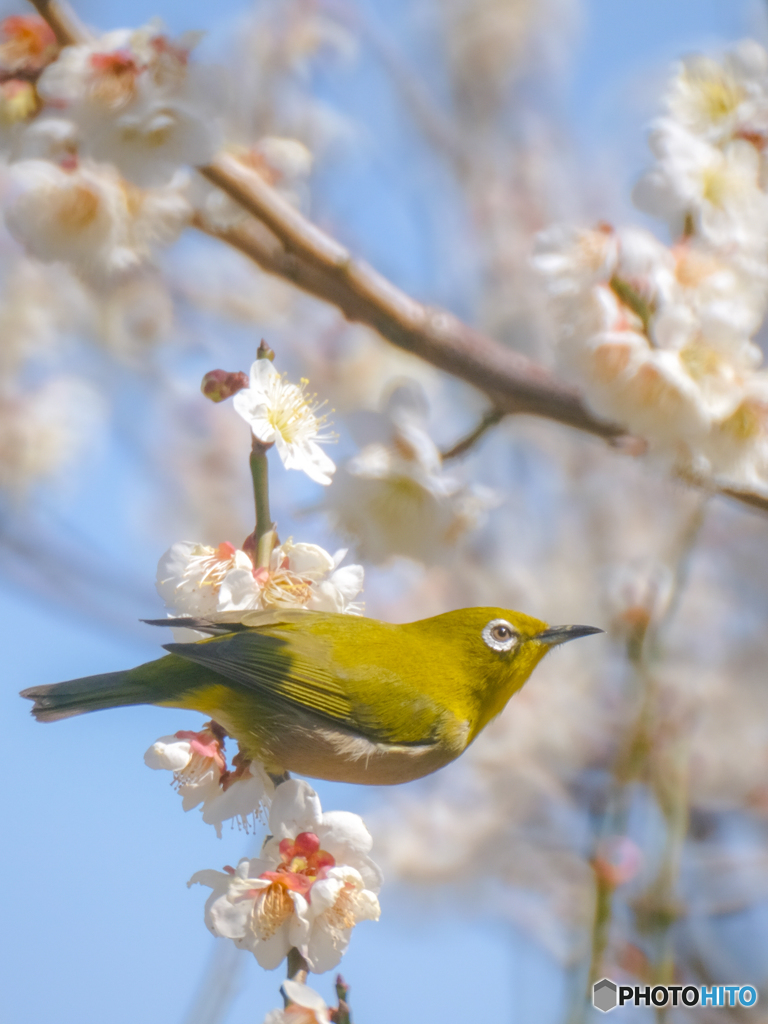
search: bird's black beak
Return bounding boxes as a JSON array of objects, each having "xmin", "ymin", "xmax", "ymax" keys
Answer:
[{"xmin": 534, "ymin": 624, "xmax": 604, "ymax": 647}]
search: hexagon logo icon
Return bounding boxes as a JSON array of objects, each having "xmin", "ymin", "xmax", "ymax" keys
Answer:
[{"xmin": 593, "ymin": 978, "xmax": 618, "ymax": 1012}]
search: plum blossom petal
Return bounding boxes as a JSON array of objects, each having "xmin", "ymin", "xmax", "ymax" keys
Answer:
[
  {"xmin": 144, "ymin": 725, "xmax": 273, "ymax": 836},
  {"xmin": 233, "ymin": 360, "xmax": 336, "ymax": 485},
  {"xmin": 263, "ymin": 981, "xmax": 332, "ymax": 1024}
]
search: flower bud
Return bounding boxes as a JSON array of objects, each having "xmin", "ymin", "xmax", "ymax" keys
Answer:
[
  {"xmin": 593, "ymin": 835, "xmax": 642, "ymax": 888},
  {"xmin": 201, "ymin": 369, "xmax": 249, "ymax": 402}
]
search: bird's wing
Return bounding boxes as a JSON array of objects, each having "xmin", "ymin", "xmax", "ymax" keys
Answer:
[
  {"xmin": 143, "ymin": 610, "xmax": 311, "ymax": 635},
  {"xmin": 163, "ymin": 624, "xmax": 442, "ymax": 746}
]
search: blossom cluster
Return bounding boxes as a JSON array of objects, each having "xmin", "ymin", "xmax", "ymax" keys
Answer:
[
  {"xmin": 0, "ymin": 16, "xmax": 314, "ymax": 282},
  {"xmin": 156, "ymin": 537, "xmax": 363, "ymax": 627},
  {"xmin": 190, "ymin": 779, "xmax": 381, "ymax": 973},
  {"xmin": 0, "ymin": 18, "xmax": 211, "ymax": 278},
  {"xmin": 534, "ymin": 41, "xmax": 768, "ymax": 494},
  {"xmin": 145, "ymin": 737, "xmax": 382, "ymax": 977}
]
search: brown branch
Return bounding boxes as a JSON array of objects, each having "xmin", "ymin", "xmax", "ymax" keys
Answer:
[
  {"xmin": 193, "ymin": 193, "xmax": 768, "ymax": 516},
  {"xmin": 194, "ymin": 167, "xmax": 624, "ymax": 441},
  {"xmin": 26, "ymin": 0, "xmax": 84, "ymax": 47}
]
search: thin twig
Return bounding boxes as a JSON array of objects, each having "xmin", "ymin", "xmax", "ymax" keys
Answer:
[{"xmin": 441, "ymin": 408, "xmax": 504, "ymax": 460}]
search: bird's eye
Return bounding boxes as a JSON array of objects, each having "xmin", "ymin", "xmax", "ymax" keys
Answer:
[{"xmin": 482, "ymin": 619, "xmax": 519, "ymax": 652}]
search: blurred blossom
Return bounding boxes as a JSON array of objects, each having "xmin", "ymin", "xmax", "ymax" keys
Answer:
[
  {"xmin": 96, "ymin": 275, "xmax": 174, "ymax": 360},
  {"xmin": 665, "ymin": 42, "xmax": 768, "ymax": 143},
  {"xmin": 36, "ymin": 23, "xmax": 218, "ymax": 186},
  {"xmin": 190, "ymin": 779, "xmax": 381, "ymax": 972},
  {"xmin": 156, "ymin": 538, "xmax": 363, "ymax": 625},
  {"xmin": 440, "ymin": 0, "xmax": 577, "ymax": 125},
  {"xmin": 0, "ymin": 79, "xmax": 38, "ymax": 129},
  {"xmin": 326, "ymin": 384, "xmax": 497, "ymax": 565},
  {"xmin": 533, "ymin": 41, "xmax": 768, "ymax": 496},
  {"xmin": 601, "ymin": 560, "xmax": 674, "ymax": 640},
  {"xmin": 234, "ymin": 359, "xmax": 336, "ymax": 485},
  {"xmin": 263, "ymin": 981, "xmax": 331, "ymax": 1024},
  {"xmin": 11, "ymin": 116, "xmax": 78, "ymax": 162},
  {"xmin": 255, "ymin": 136, "xmax": 313, "ymax": 183},
  {"xmin": 4, "ymin": 159, "xmax": 191, "ymax": 280},
  {"xmin": 0, "ymin": 376, "xmax": 103, "ymax": 492},
  {"xmin": 634, "ymin": 125, "xmax": 768, "ymax": 251},
  {"xmin": 145, "ymin": 723, "xmax": 275, "ymax": 836},
  {"xmin": 0, "ymin": 15, "xmax": 57, "ymax": 75},
  {"xmin": 535, "ymin": 228, "xmax": 768, "ymax": 491}
]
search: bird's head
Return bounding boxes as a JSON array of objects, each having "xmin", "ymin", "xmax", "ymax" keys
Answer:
[{"xmin": 421, "ymin": 607, "xmax": 602, "ymax": 740}]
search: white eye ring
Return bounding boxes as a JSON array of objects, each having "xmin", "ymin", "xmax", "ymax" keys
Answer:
[{"xmin": 482, "ymin": 619, "xmax": 519, "ymax": 652}]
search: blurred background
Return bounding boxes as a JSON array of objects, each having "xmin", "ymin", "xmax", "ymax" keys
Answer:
[{"xmin": 4, "ymin": 0, "xmax": 768, "ymax": 1021}]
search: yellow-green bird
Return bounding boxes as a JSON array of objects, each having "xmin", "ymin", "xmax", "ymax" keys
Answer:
[{"xmin": 21, "ymin": 608, "xmax": 601, "ymax": 785}]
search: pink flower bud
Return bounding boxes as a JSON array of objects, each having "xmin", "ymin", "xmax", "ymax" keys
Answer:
[
  {"xmin": 593, "ymin": 835, "xmax": 642, "ymax": 888},
  {"xmin": 257, "ymin": 339, "xmax": 275, "ymax": 361},
  {"xmin": 201, "ymin": 369, "xmax": 249, "ymax": 402}
]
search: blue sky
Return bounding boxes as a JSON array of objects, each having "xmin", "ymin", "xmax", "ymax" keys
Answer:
[{"xmin": 4, "ymin": 1, "xmax": 766, "ymax": 1022}]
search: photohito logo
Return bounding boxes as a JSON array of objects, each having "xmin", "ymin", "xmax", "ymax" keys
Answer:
[{"xmin": 592, "ymin": 979, "xmax": 759, "ymax": 1012}]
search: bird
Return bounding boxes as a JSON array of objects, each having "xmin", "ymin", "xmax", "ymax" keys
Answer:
[{"xmin": 20, "ymin": 607, "xmax": 602, "ymax": 785}]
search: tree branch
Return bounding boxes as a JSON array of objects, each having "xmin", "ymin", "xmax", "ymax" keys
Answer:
[
  {"xmin": 26, "ymin": 0, "xmax": 84, "ymax": 47},
  {"xmin": 198, "ymin": 157, "xmax": 624, "ymax": 440}
]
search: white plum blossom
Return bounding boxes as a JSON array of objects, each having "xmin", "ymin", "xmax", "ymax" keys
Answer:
[
  {"xmin": 530, "ymin": 222, "xmax": 618, "ymax": 299},
  {"xmin": 221, "ymin": 539, "xmax": 364, "ymax": 615},
  {"xmin": 255, "ymin": 136, "xmax": 314, "ymax": 183},
  {"xmin": 79, "ymin": 82, "xmax": 217, "ymax": 188},
  {"xmin": 631, "ymin": 42, "xmax": 768, "ymax": 252},
  {"xmin": 233, "ymin": 359, "xmax": 336, "ymax": 485},
  {"xmin": 12, "ymin": 117, "xmax": 79, "ymax": 163},
  {"xmin": 263, "ymin": 981, "xmax": 332, "ymax": 1024},
  {"xmin": 4, "ymin": 158, "xmax": 190, "ymax": 279},
  {"xmin": 664, "ymin": 42, "xmax": 768, "ymax": 143},
  {"xmin": 534, "ymin": 210, "xmax": 768, "ymax": 493},
  {"xmin": 326, "ymin": 385, "xmax": 497, "ymax": 564},
  {"xmin": 0, "ymin": 15, "xmax": 57, "ymax": 75},
  {"xmin": 533, "ymin": 36, "xmax": 768, "ymax": 498},
  {"xmin": 156, "ymin": 540, "xmax": 254, "ymax": 618},
  {"xmin": 156, "ymin": 538, "xmax": 364, "ymax": 624},
  {"xmin": 633, "ymin": 123, "xmax": 768, "ymax": 251},
  {"xmin": 36, "ymin": 23, "xmax": 218, "ymax": 185},
  {"xmin": 189, "ymin": 780, "xmax": 381, "ymax": 972},
  {"xmin": 144, "ymin": 723, "xmax": 275, "ymax": 836}
]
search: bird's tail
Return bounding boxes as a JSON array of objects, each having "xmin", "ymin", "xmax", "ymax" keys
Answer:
[{"xmin": 20, "ymin": 655, "xmax": 199, "ymax": 722}]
